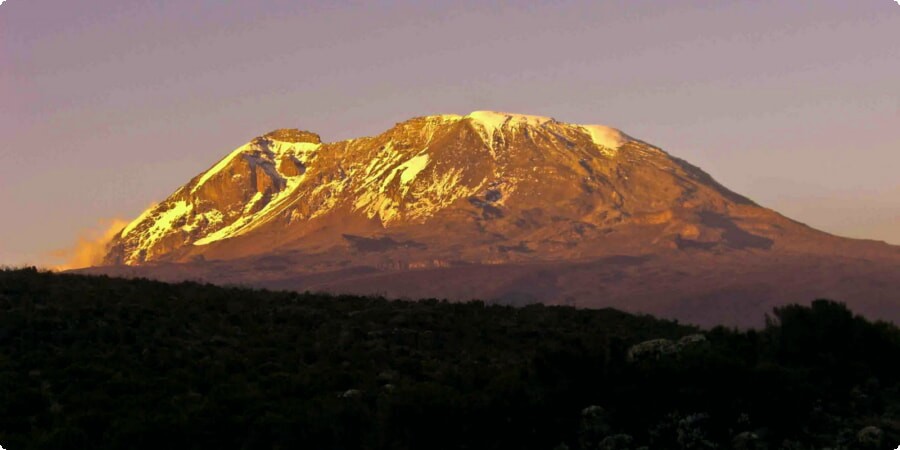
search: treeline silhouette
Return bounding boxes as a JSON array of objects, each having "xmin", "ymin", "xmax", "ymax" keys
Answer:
[{"xmin": 0, "ymin": 267, "xmax": 898, "ymax": 449}]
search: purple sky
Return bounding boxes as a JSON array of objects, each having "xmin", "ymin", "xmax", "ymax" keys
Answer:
[{"xmin": 1, "ymin": 0, "xmax": 898, "ymax": 266}]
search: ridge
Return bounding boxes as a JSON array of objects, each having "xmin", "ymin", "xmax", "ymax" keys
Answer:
[{"xmin": 262, "ymin": 129, "xmax": 321, "ymax": 144}]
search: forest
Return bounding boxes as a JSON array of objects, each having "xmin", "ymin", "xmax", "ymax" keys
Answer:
[{"xmin": 0, "ymin": 267, "xmax": 898, "ymax": 449}]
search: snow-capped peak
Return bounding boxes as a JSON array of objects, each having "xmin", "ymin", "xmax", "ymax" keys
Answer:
[
  {"xmin": 106, "ymin": 114, "xmax": 653, "ymax": 265},
  {"xmin": 462, "ymin": 111, "xmax": 553, "ymax": 152},
  {"xmin": 462, "ymin": 111, "xmax": 633, "ymax": 152},
  {"xmin": 466, "ymin": 111, "xmax": 555, "ymax": 133}
]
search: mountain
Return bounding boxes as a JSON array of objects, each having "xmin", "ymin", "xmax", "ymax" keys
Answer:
[{"xmin": 84, "ymin": 111, "xmax": 900, "ymax": 326}]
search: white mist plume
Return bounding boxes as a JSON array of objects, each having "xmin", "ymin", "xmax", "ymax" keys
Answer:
[{"xmin": 52, "ymin": 218, "xmax": 130, "ymax": 270}]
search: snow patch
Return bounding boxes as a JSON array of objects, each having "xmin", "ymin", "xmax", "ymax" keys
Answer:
[
  {"xmin": 377, "ymin": 152, "xmax": 431, "ymax": 193},
  {"xmin": 147, "ymin": 201, "xmax": 191, "ymax": 240},
  {"xmin": 121, "ymin": 200, "xmax": 193, "ymax": 261},
  {"xmin": 581, "ymin": 125, "xmax": 632, "ymax": 151},
  {"xmin": 120, "ymin": 206, "xmax": 155, "ymax": 238},
  {"xmin": 194, "ymin": 215, "xmax": 253, "ymax": 246},
  {"xmin": 463, "ymin": 111, "xmax": 630, "ymax": 153},
  {"xmin": 465, "ymin": 111, "xmax": 555, "ymax": 151},
  {"xmin": 243, "ymin": 192, "xmax": 265, "ymax": 214},
  {"xmin": 398, "ymin": 153, "xmax": 430, "ymax": 185},
  {"xmin": 363, "ymin": 142, "xmax": 403, "ymax": 189},
  {"xmin": 467, "ymin": 111, "xmax": 554, "ymax": 131}
]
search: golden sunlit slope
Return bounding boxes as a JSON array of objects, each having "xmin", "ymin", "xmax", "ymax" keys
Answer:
[{"xmin": 81, "ymin": 111, "xmax": 900, "ymax": 327}]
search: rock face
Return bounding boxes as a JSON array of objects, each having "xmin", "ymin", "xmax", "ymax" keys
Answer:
[
  {"xmin": 104, "ymin": 129, "xmax": 324, "ymax": 264},
  {"xmin": 91, "ymin": 111, "xmax": 900, "ymax": 327}
]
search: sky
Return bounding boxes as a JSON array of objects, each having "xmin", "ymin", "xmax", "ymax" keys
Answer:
[{"xmin": 1, "ymin": 0, "xmax": 898, "ymax": 266}]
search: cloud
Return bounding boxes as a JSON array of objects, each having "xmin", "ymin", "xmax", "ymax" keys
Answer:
[{"xmin": 51, "ymin": 218, "xmax": 130, "ymax": 270}]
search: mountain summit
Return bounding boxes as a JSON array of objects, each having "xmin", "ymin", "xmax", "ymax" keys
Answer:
[
  {"xmin": 92, "ymin": 111, "xmax": 900, "ymax": 326},
  {"xmin": 106, "ymin": 111, "xmax": 771, "ymax": 264}
]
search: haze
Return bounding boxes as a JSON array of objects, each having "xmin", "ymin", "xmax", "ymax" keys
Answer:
[{"xmin": 1, "ymin": 0, "xmax": 898, "ymax": 266}]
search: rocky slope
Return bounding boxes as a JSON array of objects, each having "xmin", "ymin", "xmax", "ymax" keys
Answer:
[{"xmin": 88, "ymin": 111, "xmax": 900, "ymax": 326}]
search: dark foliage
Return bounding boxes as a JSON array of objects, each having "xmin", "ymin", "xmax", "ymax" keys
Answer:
[{"xmin": 0, "ymin": 268, "xmax": 898, "ymax": 449}]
